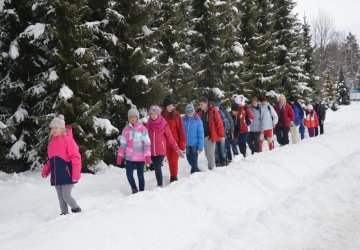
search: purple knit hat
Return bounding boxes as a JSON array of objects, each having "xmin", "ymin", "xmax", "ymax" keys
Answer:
[{"xmin": 148, "ymin": 105, "xmax": 162, "ymax": 116}]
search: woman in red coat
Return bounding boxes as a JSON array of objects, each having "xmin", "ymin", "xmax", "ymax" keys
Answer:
[{"xmin": 162, "ymin": 97, "xmax": 186, "ymax": 182}]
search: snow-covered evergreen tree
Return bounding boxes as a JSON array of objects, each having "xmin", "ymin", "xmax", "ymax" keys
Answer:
[
  {"xmin": 337, "ymin": 68, "xmax": 350, "ymax": 105},
  {"xmin": 323, "ymin": 72, "xmax": 337, "ymax": 104},
  {"xmin": 271, "ymin": 0, "xmax": 308, "ymax": 97},
  {"xmin": 343, "ymin": 32, "xmax": 360, "ymax": 88},
  {"xmin": 190, "ymin": 0, "xmax": 242, "ymax": 100}
]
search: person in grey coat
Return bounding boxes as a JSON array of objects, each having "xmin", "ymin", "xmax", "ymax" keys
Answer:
[
  {"xmin": 247, "ymin": 97, "xmax": 262, "ymax": 154},
  {"xmin": 259, "ymin": 96, "xmax": 279, "ymax": 151}
]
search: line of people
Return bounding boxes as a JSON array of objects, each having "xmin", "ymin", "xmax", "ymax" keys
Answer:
[{"xmin": 41, "ymin": 94, "xmax": 327, "ymax": 215}]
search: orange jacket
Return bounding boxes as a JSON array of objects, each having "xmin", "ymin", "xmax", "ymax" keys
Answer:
[{"xmin": 304, "ymin": 111, "xmax": 319, "ymax": 128}]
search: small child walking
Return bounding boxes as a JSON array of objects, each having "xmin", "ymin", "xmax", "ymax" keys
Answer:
[
  {"xmin": 42, "ymin": 115, "xmax": 82, "ymax": 215},
  {"xmin": 304, "ymin": 104, "xmax": 319, "ymax": 138},
  {"xmin": 182, "ymin": 104, "xmax": 204, "ymax": 174},
  {"xmin": 117, "ymin": 108, "xmax": 151, "ymax": 194}
]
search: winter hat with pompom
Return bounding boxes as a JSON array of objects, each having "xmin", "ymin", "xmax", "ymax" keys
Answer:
[
  {"xmin": 50, "ymin": 115, "xmax": 65, "ymax": 128},
  {"xmin": 128, "ymin": 108, "xmax": 140, "ymax": 120},
  {"xmin": 306, "ymin": 104, "xmax": 313, "ymax": 110},
  {"xmin": 233, "ymin": 94, "xmax": 247, "ymax": 106}
]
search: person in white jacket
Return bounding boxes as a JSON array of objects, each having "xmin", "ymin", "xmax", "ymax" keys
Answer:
[{"xmin": 259, "ymin": 96, "xmax": 278, "ymax": 151}]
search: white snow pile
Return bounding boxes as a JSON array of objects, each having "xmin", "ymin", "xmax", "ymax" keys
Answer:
[
  {"xmin": 58, "ymin": 84, "xmax": 73, "ymax": 100},
  {"xmin": 212, "ymin": 87, "xmax": 225, "ymax": 98},
  {"xmin": 93, "ymin": 117, "xmax": 119, "ymax": 135},
  {"xmin": 9, "ymin": 106, "xmax": 28, "ymax": 123},
  {"xmin": 9, "ymin": 40, "xmax": 19, "ymax": 60},
  {"xmin": 20, "ymin": 23, "xmax": 45, "ymax": 40},
  {"xmin": 74, "ymin": 48, "xmax": 87, "ymax": 57},
  {"xmin": 133, "ymin": 75, "xmax": 149, "ymax": 85},
  {"xmin": 6, "ymin": 136, "xmax": 26, "ymax": 159},
  {"xmin": 48, "ymin": 70, "xmax": 59, "ymax": 82},
  {"xmin": 1, "ymin": 105, "xmax": 360, "ymax": 250}
]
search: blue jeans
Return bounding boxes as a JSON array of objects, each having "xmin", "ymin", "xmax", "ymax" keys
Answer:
[
  {"xmin": 125, "ymin": 161, "xmax": 145, "ymax": 191},
  {"xmin": 151, "ymin": 156, "xmax": 165, "ymax": 186},
  {"xmin": 238, "ymin": 133, "xmax": 249, "ymax": 157},
  {"xmin": 299, "ymin": 123, "xmax": 305, "ymax": 140},
  {"xmin": 186, "ymin": 146, "xmax": 200, "ymax": 173},
  {"xmin": 215, "ymin": 141, "xmax": 227, "ymax": 166},
  {"xmin": 230, "ymin": 137, "xmax": 239, "ymax": 156}
]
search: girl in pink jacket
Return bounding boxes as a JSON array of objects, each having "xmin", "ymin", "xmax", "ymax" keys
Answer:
[
  {"xmin": 117, "ymin": 108, "xmax": 151, "ymax": 194},
  {"xmin": 41, "ymin": 115, "xmax": 82, "ymax": 215},
  {"xmin": 145, "ymin": 106, "xmax": 183, "ymax": 187}
]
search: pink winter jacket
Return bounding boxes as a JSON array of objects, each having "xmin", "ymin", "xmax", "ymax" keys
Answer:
[
  {"xmin": 117, "ymin": 122, "xmax": 151, "ymax": 162},
  {"xmin": 145, "ymin": 123, "xmax": 178, "ymax": 156},
  {"xmin": 42, "ymin": 125, "xmax": 82, "ymax": 186}
]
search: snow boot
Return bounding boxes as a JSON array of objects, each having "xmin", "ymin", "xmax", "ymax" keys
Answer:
[
  {"xmin": 170, "ymin": 176, "xmax": 178, "ymax": 183},
  {"xmin": 132, "ymin": 188, "xmax": 138, "ymax": 194},
  {"xmin": 71, "ymin": 207, "xmax": 82, "ymax": 213}
]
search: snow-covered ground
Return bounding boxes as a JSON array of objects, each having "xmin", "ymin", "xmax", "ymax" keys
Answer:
[{"xmin": 1, "ymin": 104, "xmax": 360, "ymax": 250}]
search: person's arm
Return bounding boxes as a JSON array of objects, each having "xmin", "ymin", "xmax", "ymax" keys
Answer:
[
  {"xmin": 141, "ymin": 128, "xmax": 151, "ymax": 157},
  {"xmin": 164, "ymin": 125, "xmax": 179, "ymax": 151},
  {"xmin": 197, "ymin": 119, "xmax": 204, "ymax": 151},
  {"xmin": 270, "ymin": 106, "xmax": 279, "ymax": 126},
  {"xmin": 117, "ymin": 128, "xmax": 127, "ymax": 158},
  {"xmin": 67, "ymin": 139, "xmax": 82, "ymax": 182},
  {"xmin": 41, "ymin": 160, "xmax": 51, "ymax": 178},
  {"xmin": 214, "ymin": 110, "xmax": 225, "ymax": 138},
  {"xmin": 288, "ymin": 105, "xmax": 295, "ymax": 122},
  {"xmin": 176, "ymin": 115, "xmax": 187, "ymax": 150}
]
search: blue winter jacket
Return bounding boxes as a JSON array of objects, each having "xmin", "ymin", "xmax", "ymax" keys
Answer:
[
  {"xmin": 182, "ymin": 114, "xmax": 204, "ymax": 151},
  {"xmin": 291, "ymin": 104, "xmax": 302, "ymax": 126}
]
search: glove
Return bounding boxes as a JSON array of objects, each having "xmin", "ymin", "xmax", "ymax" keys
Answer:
[
  {"xmin": 177, "ymin": 149, "xmax": 185, "ymax": 158},
  {"xmin": 117, "ymin": 155, "xmax": 123, "ymax": 165},
  {"xmin": 145, "ymin": 156, "xmax": 152, "ymax": 165}
]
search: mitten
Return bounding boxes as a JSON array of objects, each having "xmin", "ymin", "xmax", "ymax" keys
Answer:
[
  {"xmin": 117, "ymin": 155, "xmax": 123, "ymax": 165},
  {"xmin": 145, "ymin": 156, "xmax": 152, "ymax": 165}
]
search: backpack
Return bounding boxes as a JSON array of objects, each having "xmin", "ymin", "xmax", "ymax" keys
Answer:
[{"xmin": 218, "ymin": 108, "xmax": 231, "ymax": 134}]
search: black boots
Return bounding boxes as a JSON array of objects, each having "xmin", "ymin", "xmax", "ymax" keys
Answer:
[{"xmin": 170, "ymin": 176, "xmax": 178, "ymax": 182}]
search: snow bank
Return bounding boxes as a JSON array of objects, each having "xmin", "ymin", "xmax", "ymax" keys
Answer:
[
  {"xmin": 1, "ymin": 106, "xmax": 360, "ymax": 250},
  {"xmin": 20, "ymin": 23, "xmax": 45, "ymax": 40}
]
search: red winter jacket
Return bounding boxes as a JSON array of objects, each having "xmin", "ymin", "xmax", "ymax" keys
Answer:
[
  {"xmin": 163, "ymin": 110, "xmax": 186, "ymax": 150},
  {"xmin": 198, "ymin": 102, "xmax": 225, "ymax": 142},
  {"xmin": 273, "ymin": 103, "xmax": 295, "ymax": 128},
  {"xmin": 145, "ymin": 122, "xmax": 178, "ymax": 156},
  {"xmin": 237, "ymin": 105, "xmax": 254, "ymax": 134}
]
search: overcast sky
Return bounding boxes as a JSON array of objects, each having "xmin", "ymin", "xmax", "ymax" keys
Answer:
[{"xmin": 294, "ymin": 0, "xmax": 360, "ymax": 40}]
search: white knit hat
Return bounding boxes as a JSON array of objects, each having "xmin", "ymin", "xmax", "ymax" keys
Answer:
[
  {"xmin": 306, "ymin": 104, "xmax": 313, "ymax": 110},
  {"xmin": 50, "ymin": 115, "xmax": 65, "ymax": 128},
  {"xmin": 128, "ymin": 108, "xmax": 140, "ymax": 119}
]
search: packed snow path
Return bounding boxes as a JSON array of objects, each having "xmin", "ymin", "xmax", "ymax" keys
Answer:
[{"xmin": 1, "ymin": 105, "xmax": 360, "ymax": 250}]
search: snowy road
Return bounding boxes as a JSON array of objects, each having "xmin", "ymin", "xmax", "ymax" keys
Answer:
[{"xmin": 1, "ymin": 105, "xmax": 360, "ymax": 250}]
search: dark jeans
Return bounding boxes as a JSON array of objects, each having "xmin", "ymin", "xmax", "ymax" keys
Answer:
[
  {"xmin": 225, "ymin": 136, "xmax": 233, "ymax": 162},
  {"xmin": 125, "ymin": 161, "xmax": 145, "ymax": 192},
  {"xmin": 215, "ymin": 140, "xmax": 227, "ymax": 166},
  {"xmin": 238, "ymin": 133, "xmax": 249, "ymax": 157},
  {"xmin": 299, "ymin": 123, "xmax": 305, "ymax": 140},
  {"xmin": 247, "ymin": 132, "xmax": 261, "ymax": 154},
  {"xmin": 230, "ymin": 137, "xmax": 239, "ymax": 159},
  {"xmin": 186, "ymin": 146, "xmax": 200, "ymax": 173},
  {"xmin": 276, "ymin": 127, "xmax": 290, "ymax": 145},
  {"xmin": 315, "ymin": 124, "xmax": 324, "ymax": 136},
  {"xmin": 151, "ymin": 156, "xmax": 165, "ymax": 186}
]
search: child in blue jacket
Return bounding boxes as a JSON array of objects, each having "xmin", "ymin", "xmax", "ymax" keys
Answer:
[{"xmin": 182, "ymin": 104, "xmax": 204, "ymax": 173}]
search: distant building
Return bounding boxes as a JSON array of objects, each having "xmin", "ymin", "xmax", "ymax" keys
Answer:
[{"xmin": 350, "ymin": 89, "xmax": 360, "ymax": 102}]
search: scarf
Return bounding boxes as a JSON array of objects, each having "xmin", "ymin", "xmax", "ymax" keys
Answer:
[{"xmin": 147, "ymin": 115, "xmax": 168, "ymax": 132}]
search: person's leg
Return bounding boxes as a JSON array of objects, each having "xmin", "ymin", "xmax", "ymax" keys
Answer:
[
  {"xmin": 219, "ymin": 140, "xmax": 227, "ymax": 166},
  {"xmin": 238, "ymin": 133, "xmax": 248, "ymax": 157},
  {"xmin": 135, "ymin": 162, "xmax": 145, "ymax": 191},
  {"xmin": 259, "ymin": 133, "xmax": 264, "ymax": 152},
  {"xmin": 283, "ymin": 127, "xmax": 290, "ymax": 145},
  {"xmin": 253, "ymin": 132, "xmax": 261, "ymax": 153},
  {"xmin": 189, "ymin": 146, "xmax": 200, "ymax": 173},
  {"xmin": 299, "ymin": 123, "xmax": 305, "ymax": 140},
  {"xmin": 152, "ymin": 156, "xmax": 165, "ymax": 186},
  {"xmin": 186, "ymin": 146, "xmax": 192, "ymax": 173},
  {"xmin": 204, "ymin": 137, "xmax": 216, "ymax": 170},
  {"xmin": 215, "ymin": 141, "xmax": 221, "ymax": 166},
  {"xmin": 320, "ymin": 124, "xmax": 324, "ymax": 134},
  {"xmin": 55, "ymin": 185, "xmax": 68, "ymax": 214},
  {"xmin": 293, "ymin": 125, "xmax": 300, "ymax": 144},
  {"xmin": 231, "ymin": 138, "xmax": 239, "ymax": 155},
  {"xmin": 308, "ymin": 128, "xmax": 315, "ymax": 137},
  {"xmin": 275, "ymin": 127, "xmax": 284, "ymax": 145},
  {"xmin": 61, "ymin": 184, "xmax": 80, "ymax": 211},
  {"xmin": 315, "ymin": 127, "xmax": 319, "ymax": 137},
  {"xmin": 167, "ymin": 147, "xmax": 179, "ymax": 180},
  {"xmin": 225, "ymin": 137, "xmax": 232, "ymax": 163},
  {"xmin": 264, "ymin": 129, "xmax": 274, "ymax": 150},
  {"xmin": 247, "ymin": 132, "xmax": 255, "ymax": 154},
  {"xmin": 125, "ymin": 161, "xmax": 138, "ymax": 191}
]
